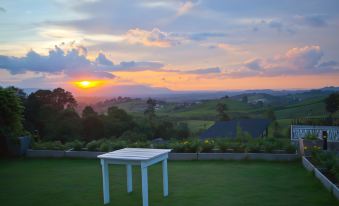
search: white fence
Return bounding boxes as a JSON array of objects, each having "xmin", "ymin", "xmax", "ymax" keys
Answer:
[{"xmin": 291, "ymin": 125, "xmax": 339, "ymax": 142}]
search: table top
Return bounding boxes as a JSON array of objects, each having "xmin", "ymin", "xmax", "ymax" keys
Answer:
[{"xmin": 98, "ymin": 148, "xmax": 172, "ymax": 161}]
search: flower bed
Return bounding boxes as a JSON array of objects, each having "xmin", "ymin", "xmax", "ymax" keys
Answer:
[
  {"xmin": 31, "ymin": 138, "xmax": 297, "ymax": 154},
  {"xmin": 302, "ymin": 156, "xmax": 339, "ymax": 200}
]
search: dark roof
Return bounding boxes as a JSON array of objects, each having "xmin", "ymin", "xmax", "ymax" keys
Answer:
[{"xmin": 200, "ymin": 119, "xmax": 271, "ymax": 139}]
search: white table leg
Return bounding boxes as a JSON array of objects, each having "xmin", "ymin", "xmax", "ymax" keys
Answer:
[
  {"xmin": 141, "ymin": 166, "xmax": 149, "ymax": 206},
  {"xmin": 126, "ymin": 164, "xmax": 133, "ymax": 193},
  {"xmin": 100, "ymin": 159, "xmax": 110, "ymax": 204},
  {"xmin": 162, "ymin": 159, "xmax": 168, "ymax": 197}
]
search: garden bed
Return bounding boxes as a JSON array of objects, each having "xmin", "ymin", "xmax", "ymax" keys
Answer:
[
  {"xmin": 302, "ymin": 156, "xmax": 339, "ymax": 200},
  {"xmin": 26, "ymin": 149, "xmax": 298, "ymax": 161}
]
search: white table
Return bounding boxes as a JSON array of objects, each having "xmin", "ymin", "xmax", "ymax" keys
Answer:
[{"xmin": 97, "ymin": 148, "xmax": 171, "ymax": 206}]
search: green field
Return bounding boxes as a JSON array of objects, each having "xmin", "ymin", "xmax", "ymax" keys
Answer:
[
  {"xmin": 100, "ymin": 92, "xmax": 334, "ymax": 137},
  {"xmin": 274, "ymin": 98, "xmax": 328, "ymax": 119},
  {"xmin": 0, "ymin": 159, "xmax": 337, "ymax": 206},
  {"xmin": 157, "ymin": 99, "xmax": 253, "ymax": 120},
  {"xmin": 179, "ymin": 120, "xmax": 214, "ymax": 134}
]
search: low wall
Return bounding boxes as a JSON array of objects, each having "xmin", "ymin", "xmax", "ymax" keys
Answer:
[
  {"xmin": 302, "ymin": 156, "xmax": 339, "ymax": 200},
  {"xmin": 26, "ymin": 150, "xmax": 298, "ymax": 161}
]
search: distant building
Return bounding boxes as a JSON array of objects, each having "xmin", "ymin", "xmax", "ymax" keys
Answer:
[{"xmin": 200, "ymin": 119, "xmax": 271, "ymax": 139}]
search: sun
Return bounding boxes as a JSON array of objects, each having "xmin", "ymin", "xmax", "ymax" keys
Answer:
[{"xmin": 75, "ymin": 80, "xmax": 99, "ymax": 89}]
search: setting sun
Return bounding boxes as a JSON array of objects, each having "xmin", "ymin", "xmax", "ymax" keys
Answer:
[{"xmin": 75, "ymin": 80, "xmax": 100, "ymax": 89}]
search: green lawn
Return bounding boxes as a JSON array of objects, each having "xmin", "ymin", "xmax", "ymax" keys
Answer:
[{"xmin": 0, "ymin": 159, "xmax": 337, "ymax": 206}]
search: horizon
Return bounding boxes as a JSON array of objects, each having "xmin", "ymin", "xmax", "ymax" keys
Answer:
[{"xmin": 0, "ymin": 0, "xmax": 339, "ymax": 96}]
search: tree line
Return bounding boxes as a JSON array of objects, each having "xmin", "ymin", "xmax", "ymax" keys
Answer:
[{"xmin": 0, "ymin": 87, "xmax": 190, "ymax": 154}]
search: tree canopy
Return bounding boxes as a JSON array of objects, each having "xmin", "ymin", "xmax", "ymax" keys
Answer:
[{"xmin": 325, "ymin": 92, "xmax": 339, "ymax": 115}]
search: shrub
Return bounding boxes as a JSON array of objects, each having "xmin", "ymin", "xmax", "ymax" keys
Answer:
[
  {"xmin": 168, "ymin": 141, "xmax": 185, "ymax": 152},
  {"xmin": 32, "ymin": 141, "xmax": 66, "ymax": 150},
  {"xmin": 284, "ymin": 143, "xmax": 296, "ymax": 154},
  {"xmin": 200, "ymin": 139, "xmax": 215, "ymax": 152},
  {"xmin": 99, "ymin": 140, "xmax": 112, "ymax": 152},
  {"xmin": 229, "ymin": 141, "xmax": 245, "ymax": 152},
  {"xmin": 111, "ymin": 140, "xmax": 127, "ymax": 150},
  {"xmin": 153, "ymin": 143, "xmax": 169, "ymax": 149},
  {"xmin": 183, "ymin": 139, "xmax": 200, "ymax": 153},
  {"xmin": 65, "ymin": 140, "xmax": 84, "ymax": 151},
  {"xmin": 128, "ymin": 141, "xmax": 150, "ymax": 148},
  {"xmin": 245, "ymin": 141, "xmax": 261, "ymax": 153},
  {"xmin": 86, "ymin": 140, "xmax": 100, "ymax": 151},
  {"xmin": 216, "ymin": 139, "xmax": 231, "ymax": 152}
]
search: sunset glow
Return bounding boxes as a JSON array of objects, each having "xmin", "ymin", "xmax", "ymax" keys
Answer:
[
  {"xmin": 75, "ymin": 80, "xmax": 101, "ymax": 89},
  {"xmin": 0, "ymin": 0, "xmax": 338, "ymax": 96}
]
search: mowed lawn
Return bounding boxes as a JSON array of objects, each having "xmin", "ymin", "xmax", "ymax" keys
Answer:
[{"xmin": 0, "ymin": 159, "xmax": 337, "ymax": 206}]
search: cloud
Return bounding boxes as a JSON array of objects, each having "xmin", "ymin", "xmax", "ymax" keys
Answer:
[
  {"xmin": 188, "ymin": 32, "xmax": 227, "ymax": 41},
  {"xmin": 244, "ymin": 59, "xmax": 262, "ymax": 70},
  {"xmin": 112, "ymin": 61, "xmax": 164, "ymax": 72},
  {"xmin": 0, "ymin": 7, "xmax": 6, "ymax": 13},
  {"xmin": 227, "ymin": 45, "xmax": 338, "ymax": 77},
  {"xmin": 176, "ymin": 1, "xmax": 196, "ymax": 16},
  {"xmin": 95, "ymin": 52, "xmax": 113, "ymax": 66},
  {"xmin": 185, "ymin": 67, "xmax": 221, "ymax": 74},
  {"xmin": 216, "ymin": 43, "xmax": 248, "ymax": 55},
  {"xmin": 124, "ymin": 28, "xmax": 181, "ymax": 47},
  {"xmin": 294, "ymin": 14, "xmax": 328, "ymax": 27},
  {"xmin": 0, "ymin": 44, "xmax": 165, "ymax": 78}
]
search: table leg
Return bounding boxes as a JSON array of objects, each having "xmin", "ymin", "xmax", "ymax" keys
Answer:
[
  {"xmin": 162, "ymin": 159, "xmax": 168, "ymax": 197},
  {"xmin": 126, "ymin": 164, "xmax": 133, "ymax": 193},
  {"xmin": 100, "ymin": 159, "xmax": 110, "ymax": 204},
  {"xmin": 141, "ymin": 166, "xmax": 149, "ymax": 206}
]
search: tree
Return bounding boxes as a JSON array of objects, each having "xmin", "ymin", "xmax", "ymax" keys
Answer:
[
  {"xmin": 325, "ymin": 92, "xmax": 339, "ymax": 116},
  {"xmin": 51, "ymin": 88, "xmax": 77, "ymax": 110},
  {"xmin": 55, "ymin": 108, "xmax": 82, "ymax": 142},
  {"xmin": 216, "ymin": 103, "xmax": 230, "ymax": 121},
  {"xmin": 0, "ymin": 87, "xmax": 24, "ymax": 155},
  {"xmin": 104, "ymin": 106, "xmax": 135, "ymax": 138},
  {"xmin": 81, "ymin": 106, "xmax": 104, "ymax": 141},
  {"xmin": 144, "ymin": 98, "xmax": 156, "ymax": 122},
  {"xmin": 24, "ymin": 88, "xmax": 78, "ymax": 140},
  {"xmin": 82, "ymin": 106, "xmax": 98, "ymax": 118}
]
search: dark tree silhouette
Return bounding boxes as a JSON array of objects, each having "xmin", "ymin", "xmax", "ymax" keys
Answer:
[
  {"xmin": 216, "ymin": 103, "xmax": 230, "ymax": 121},
  {"xmin": 325, "ymin": 92, "xmax": 339, "ymax": 115},
  {"xmin": 144, "ymin": 98, "xmax": 156, "ymax": 121},
  {"xmin": 0, "ymin": 87, "xmax": 24, "ymax": 155}
]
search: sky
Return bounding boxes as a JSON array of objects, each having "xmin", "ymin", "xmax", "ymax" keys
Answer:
[{"xmin": 0, "ymin": 0, "xmax": 339, "ymax": 96}]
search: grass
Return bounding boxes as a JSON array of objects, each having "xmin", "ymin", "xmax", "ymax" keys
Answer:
[
  {"xmin": 179, "ymin": 120, "xmax": 214, "ymax": 134},
  {"xmin": 0, "ymin": 159, "xmax": 338, "ymax": 206}
]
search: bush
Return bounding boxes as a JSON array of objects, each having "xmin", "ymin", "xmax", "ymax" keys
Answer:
[
  {"xmin": 32, "ymin": 141, "xmax": 65, "ymax": 150},
  {"xmin": 168, "ymin": 141, "xmax": 185, "ymax": 153},
  {"xmin": 245, "ymin": 141, "xmax": 261, "ymax": 153},
  {"xmin": 153, "ymin": 143, "xmax": 170, "ymax": 149},
  {"xmin": 216, "ymin": 139, "xmax": 231, "ymax": 152},
  {"xmin": 128, "ymin": 141, "xmax": 150, "ymax": 148},
  {"xmin": 111, "ymin": 139, "xmax": 128, "ymax": 150},
  {"xmin": 65, "ymin": 140, "xmax": 84, "ymax": 151},
  {"xmin": 200, "ymin": 139, "xmax": 215, "ymax": 152},
  {"xmin": 99, "ymin": 140, "xmax": 112, "ymax": 152},
  {"xmin": 86, "ymin": 140, "xmax": 100, "ymax": 151},
  {"xmin": 283, "ymin": 143, "xmax": 296, "ymax": 154},
  {"xmin": 183, "ymin": 139, "xmax": 200, "ymax": 153}
]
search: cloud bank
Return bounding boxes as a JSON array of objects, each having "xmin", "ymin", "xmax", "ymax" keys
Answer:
[
  {"xmin": 227, "ymin": 45, "xmax": 338, "ymax": 77},
  {"xmin": 0, "ymin": 45, "xmax": 164, "ymax": 78}
]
